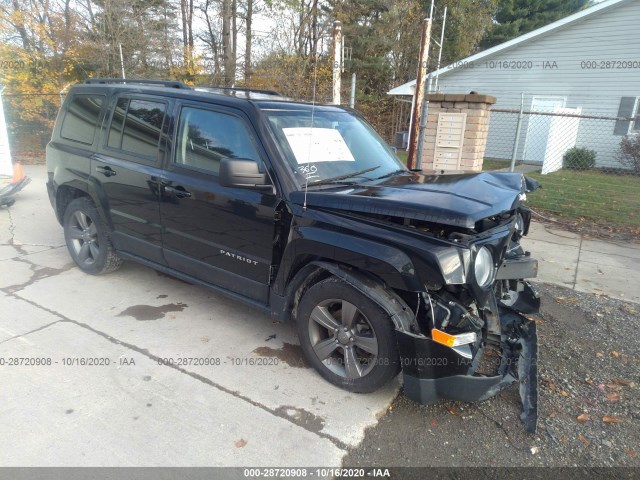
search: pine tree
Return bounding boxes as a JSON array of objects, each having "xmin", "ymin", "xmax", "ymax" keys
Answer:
[{"xmin": 480, "ymin": 0, "xmax": 591, "ymax": 49}]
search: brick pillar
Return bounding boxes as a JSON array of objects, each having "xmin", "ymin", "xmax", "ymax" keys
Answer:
[{"xmin": 420, "ymin": 93, "xmax": 496, "ymax": 172}]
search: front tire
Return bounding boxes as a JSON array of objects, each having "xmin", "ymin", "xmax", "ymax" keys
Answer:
[
  {"xmin": 296, "ymin": 277, "xmax": 400, "ymax": 393},
  {"xmin": 63, "ymin": 197, "xmax": 122, "ymax": 275}
]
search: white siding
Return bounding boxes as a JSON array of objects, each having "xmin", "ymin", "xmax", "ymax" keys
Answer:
[{"xmin": 433, "ymin": 0, "xmax": 640, "ymax": 166}]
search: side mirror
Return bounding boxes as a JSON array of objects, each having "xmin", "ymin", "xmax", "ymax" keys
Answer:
[{"xmin": 219, "ymin": 158, "xmax": 272, "ymax": 190}]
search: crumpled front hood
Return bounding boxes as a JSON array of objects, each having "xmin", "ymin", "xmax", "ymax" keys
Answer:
[{"xmin": 291, "ymin": 171, "xmax": 527, "ymax": 229}]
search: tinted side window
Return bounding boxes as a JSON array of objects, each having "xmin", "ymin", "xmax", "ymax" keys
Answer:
[
  {"xmin": 175, "ymin": 107, "xmax": 261, "ymax": 174},
  {"xmin": 107, "ymin": 98, "xmax": 127, "ymax": 149},
  {"xmin": 107, "ymin": 98, "xmax": 166, "ymax": 159},
  {"xmin": 60, "ymin": 95, "xmax": 104, "ymax": 145}
]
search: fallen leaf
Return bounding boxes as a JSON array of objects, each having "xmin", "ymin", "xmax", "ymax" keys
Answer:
[
  {"xmin": 578, "ymin": 434, "xmax": 590, "ymax": 446},
  {"xmin": 431, "ymin": 419, "xmax": 438, "ymax": 426},
  {"xmin": 610, "ymin": 351, "xmax": 620, "ymax": 358},
  {"xmin": 561, "ymin": 436, "xmax": 569, "ymax": 444},
  {"xmin": 596, "ymin": 352, "xmax": 604, "ymax": 358},
  {"xmin": 548, "ymin": 412, "xmax": 557, "ymax": 419},
  {"xmin": 605, "ymin": 392, "xmax": 621, "ymax": 402},
  {"xmin": 560, "ymin": 389, "xmax": 570, "ymax": 397},
  {"xmin": 625, "ymin": 448, "xmax": 637, "ymax": 458},
  {"xmin": 234, "ymin": 438, "xmax": 247, "ymax": 448},
  {"xmin": 611, "ymin": 378, "xmax": 632, "ymax": 387},
  {"xmin": 603, "ymin": 416, "xmax": 623, "ymax": 424},
  {"xmin": 445, "ymin": 405, "xmax": 460, "ymax": 416},
  {"xmin": 606, "ymin": 383, "xmax": 624, "ymax": 391},
  {"xmin": 576, "ymin": 413, "xmax": 590, "ymax": 423}
]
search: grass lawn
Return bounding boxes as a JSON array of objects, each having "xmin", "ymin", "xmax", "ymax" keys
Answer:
[
  {"xmin": 396, "ymin": 150, "xmax": 408, "ymax": 166},
  {"xmin": 526, "ymin": 169, "xmax": 640, "ymax": 228}
]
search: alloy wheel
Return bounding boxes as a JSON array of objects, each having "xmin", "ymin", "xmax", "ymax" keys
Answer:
[
  {"xmin": 307, "ymin": 298, "xmax": 379, "ymax": 379},
  {"xmin": 67, "ymin": 210, "xmax": 101, "ymax": 267}
]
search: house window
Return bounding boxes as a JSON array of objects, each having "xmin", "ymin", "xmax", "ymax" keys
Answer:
[
  {"xmin": 632, "ymin": 97, "xmax": 640, "ymax": 133},
  {"xmin": 614, "ymin": 97, "xmax": 639, "ymax": 135}
]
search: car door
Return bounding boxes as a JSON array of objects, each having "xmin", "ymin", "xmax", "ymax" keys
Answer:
[
  {"xmin": 92, "ymin": 95, "xmax": 170, "ymax": 264},
  {"xmin": 159, "ymin": 102, "xmax": 278, "ymax": 303}
]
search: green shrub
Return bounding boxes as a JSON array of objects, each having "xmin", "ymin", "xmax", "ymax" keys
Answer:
[{"xmin": 563, "ymin": 146, "xmax": 597, "ymax": 170}]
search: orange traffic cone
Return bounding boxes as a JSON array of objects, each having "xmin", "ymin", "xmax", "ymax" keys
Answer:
[{"xmin": 11, "ymin": 162, "xmax": 25, "ymax": 184}]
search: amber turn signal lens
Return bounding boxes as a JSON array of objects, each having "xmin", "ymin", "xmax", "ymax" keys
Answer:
[
  {"xmin": 431, "ymin": 329, "xmax": 477, "ymax": 348},
  {"xmin": 431, "ymin": 328, "xmax": 456, "ymax": 347}
]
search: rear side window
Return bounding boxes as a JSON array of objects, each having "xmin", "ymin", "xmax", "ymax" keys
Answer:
[
  {"xmin": 60, "ymin": 95, "xmax": 104, "ymax": 145},
  {"xmin": 107, "ymin": 97, "xmax": 167, "ymax": 159}
]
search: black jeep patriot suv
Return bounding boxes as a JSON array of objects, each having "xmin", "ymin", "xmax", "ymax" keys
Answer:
[{"xmin": 47, "ymin": 79, "xmax": 540, "ymax": 431}]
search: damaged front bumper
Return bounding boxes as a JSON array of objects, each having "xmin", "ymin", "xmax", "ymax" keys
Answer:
[{"xmin": 397, "ymin": 281, "xmax": 540, "ymax": 433}]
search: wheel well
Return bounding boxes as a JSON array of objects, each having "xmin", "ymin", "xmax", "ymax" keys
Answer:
[
  {"xmin": 283, "ymin": 261, "xmax": 417, "ymax": 334},
  {"xmin": 288, "ymin": 265, "xmax": 333, "ymax": 322},
  {"xmin": 55, "ymin": 186, "xmax": 89, "ymax": 224}
]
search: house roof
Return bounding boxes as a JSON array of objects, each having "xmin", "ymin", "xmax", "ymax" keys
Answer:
[{"xmin": 387, "ymin": 0, "xmax": 632, "ymax": 96}]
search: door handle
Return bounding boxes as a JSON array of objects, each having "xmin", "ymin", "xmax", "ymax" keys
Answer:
[
  {"xmin": 164, "ymin": 185, "xmax": 192, "ymax": 198},
  {"xmin": 96, "ymin": 165, "xmax": 117, "ymax": 177}
]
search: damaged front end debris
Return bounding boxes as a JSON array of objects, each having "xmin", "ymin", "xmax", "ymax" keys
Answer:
[
  {"xmin": 392, "ymin": 178, "xmax": 541, "ymax": 433},
  {"xmin": 397, "ymin": 281, "xmax": 539, "ymax": 433}
]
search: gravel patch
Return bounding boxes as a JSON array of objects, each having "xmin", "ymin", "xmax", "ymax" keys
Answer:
[{"xmin": 342, "ymin": 283, "xmax": 640, "ymax": 468}]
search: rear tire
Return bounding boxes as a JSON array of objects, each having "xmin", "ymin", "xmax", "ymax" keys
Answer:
[
  {"xmin": 296, "ymin": 277, "xmax": 400, "ymax": 393},
  {"xmin": 63, "ymin": 197, "xmax": 122, "ymax": 275}
]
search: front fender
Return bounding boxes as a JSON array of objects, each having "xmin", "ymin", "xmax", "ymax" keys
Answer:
[{"xmin": 275, "ymin": 225, "xmax": 429, "ymax": 294}]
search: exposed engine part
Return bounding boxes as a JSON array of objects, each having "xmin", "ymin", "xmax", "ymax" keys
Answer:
[{"xmin": 423, "ymin": 291, "xmax": 484, "ymax": 333}]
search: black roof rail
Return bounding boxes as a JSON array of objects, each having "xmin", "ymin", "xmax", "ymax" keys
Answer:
[
  {"xmin": 203, "ymin": 86, "xmax": 281, "ymax": 96},
  {"xmin": 84, "ymin": 78, "xmax": 191, "ymax": 89}
]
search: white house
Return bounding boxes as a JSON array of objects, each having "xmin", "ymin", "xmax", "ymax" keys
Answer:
[{"xmin": 388, "ymin": 0, "xmax": 640, "ymax": 169}]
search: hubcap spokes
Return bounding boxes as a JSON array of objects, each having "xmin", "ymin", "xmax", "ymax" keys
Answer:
[
  {"xmin": 70, "ymin": 211, "xmax": 100, "ymax": 265},
  {"xmin": 308, "ymin": 299, "xmax": 378, "ymax": 379}
]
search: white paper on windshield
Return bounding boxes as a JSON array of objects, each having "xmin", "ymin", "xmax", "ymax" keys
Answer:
[{"xmin": 283, "ymin": 128, "xmax": 355, "ymax": 164}]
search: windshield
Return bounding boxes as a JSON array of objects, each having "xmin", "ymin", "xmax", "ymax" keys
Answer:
[{"xmin": 263, "ymin": 109, "xmax": 405, "ymax": 187}]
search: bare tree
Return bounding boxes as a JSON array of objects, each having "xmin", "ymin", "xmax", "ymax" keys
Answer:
[
  {"xmin": 244, "ymin": 0, "xmax": 253, "ymax": 81},
  {"xmin": 222, "ymin": 0, "xmax": 233, "ymax": 85},
  {"xmin": 198, "ymin": 0, "xmax": 222, "ymax": 76},
  {"xmin": 180, "ymin": 0, "xmax": 194, "ymax": 67}
]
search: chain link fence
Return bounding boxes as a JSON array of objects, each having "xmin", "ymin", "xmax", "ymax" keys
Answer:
[
  {"xmin": 483, "ymin": 98, "xmax": 640, "ymax": 230},
  {"xmin": 2, "ymin": 88, "xmax": 639, "ymax": 230}
]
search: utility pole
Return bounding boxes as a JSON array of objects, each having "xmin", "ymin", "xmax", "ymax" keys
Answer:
[
  {"xmin": 433, "ymin": 6, "xmax": 447, "ymax": 92},
  {"xmin": 416, "ymin": 4, "xmax": 445, "ymax": 168},
  {"xmin": 350, "ymin": 73, "xmax": 356, "ymax": 108},
  {"xmin": 332, "ymin": 21, "xmax": 342, "ymax": 105},
  {"xmin": 406, "ymin": 2, "xmax": 434, "ymax": 170},
  {"xmin": 119, "ymin": 44, "xmax": 126, "ymax": 79}
]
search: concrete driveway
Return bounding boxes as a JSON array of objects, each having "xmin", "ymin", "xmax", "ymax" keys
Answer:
[{"xmin": 0, "ymin": 166, "xmax": 399, "ymax": 467}]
